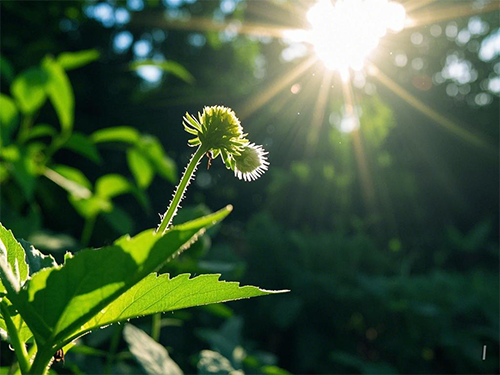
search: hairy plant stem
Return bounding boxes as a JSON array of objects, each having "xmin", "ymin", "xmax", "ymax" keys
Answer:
[
  {"xmin": 0, "ymin": 300, "xmax": 30, "ymax": 375},
  {"xmin": 157, "ymin": 145, "xmax": 207, "ymax": 234}
]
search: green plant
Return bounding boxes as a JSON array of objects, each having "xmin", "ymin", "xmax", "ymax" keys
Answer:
[
  {"xmin": 0, "ymin": 104, "xmax": 283, "ymax": 374},
  {"xmin": 0, "ymin": 51, "xmax": 178, "ymax": 246}
]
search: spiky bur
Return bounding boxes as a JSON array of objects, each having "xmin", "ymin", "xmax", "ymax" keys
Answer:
[
  {"xmin": 233, "ymin": 143, "xmax": 269, "ymax": 182},
  {"xmin": 157, "ymin": 106, "xmax": 269, "ymax": 234}
]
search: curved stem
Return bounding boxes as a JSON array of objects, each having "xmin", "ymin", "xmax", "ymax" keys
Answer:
[
  {"xmin": 0, "ymin": 301, "xmax": 30, "ymax": 375},
  {"xmin": 157, "ymin": 146, "xmax": 207, "ymax": 234}
]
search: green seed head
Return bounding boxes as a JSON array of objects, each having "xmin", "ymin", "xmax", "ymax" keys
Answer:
[{"xmin": 183, "ymin": 106, "xmax": 248, "ymax": 167}]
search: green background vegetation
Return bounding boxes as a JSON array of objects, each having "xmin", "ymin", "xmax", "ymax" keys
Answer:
[{"xmin": 0, "ymin": 0, "xmax": 498, "ymax": 374}]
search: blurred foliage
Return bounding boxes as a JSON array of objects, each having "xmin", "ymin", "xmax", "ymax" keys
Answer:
[{"xmin": 1, "ymin": 0, "xmax": 499, "ymax": 374}]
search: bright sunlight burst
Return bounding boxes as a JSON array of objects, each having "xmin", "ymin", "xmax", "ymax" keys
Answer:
[{"xmin": 306, "ymin": 0, "xmax": 406, "ymax": 77}]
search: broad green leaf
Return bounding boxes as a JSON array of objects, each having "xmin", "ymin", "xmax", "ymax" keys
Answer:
[
  {"xmin": 138, "ymin": 136, "xmax": 177, "ymax": 183},
  {"xmin": 62, "ymin": 132, "xmax": 101, "ymax": 163},
  {"xmin": 82, "ymin": 273, "xmax": 286, "ymax": 334},
  {"xmin": 127, "ymin": 148, "xmax": 154, "ymax": 188},
  {"xmin": 57, "ymin": 49, "xmax": 100, "ymax": 71},
  {"xmin": 95, "ymin": 174, "xmax": 132, "ymax": 199},
  {"xmin": 43, "ymin": 57, "xmax": 74, "ymax": 135},
  {"xmin": 90, "ymin": 126, "xmax": 140, "ymax": 145},
  {"xmin": 0, "ymin": 94, "xmax": 19, "ymax": 145},
  {"xmin": 11, "ymin": 67, "xmax": 48, "ymax": 114},
  {"xmin": 15, "ymin": 206, "xmax": 232, "ymax": 346},
  {"xmin": 0, "ymin": 57, "xmax": 14, "ymax": 82},
  {"xmin": 123, "ymin": 324, "xmax": 183, "ymax": 375},
  {"xmin": 0, "ymin": 223, "xmax": 29, "ymax": 293},
  {"xmin": 130, "ymin": 60, "xmax": 195, "ymax": 84}
]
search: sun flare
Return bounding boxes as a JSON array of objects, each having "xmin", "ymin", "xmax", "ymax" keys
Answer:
[{"xmin": 306, "ymin": 0, "xmax": 406, "ymax": 77}]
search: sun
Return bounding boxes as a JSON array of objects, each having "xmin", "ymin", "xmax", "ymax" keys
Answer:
[{"xmin": 306, "ymin": 0, "xmax": 406, "ymax": 78}]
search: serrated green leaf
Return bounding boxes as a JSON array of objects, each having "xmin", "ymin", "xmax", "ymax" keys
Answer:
[
  {"xmin": 0, "ymin": 56, "xmax": 14, "ymax": 82},
  {"xmin": 62, "ymin": 132, "xmax": 101, "ymax": 163},
  {"xmin": 57, "ymin": 49, "xmax": 100, "ymax": 71},
  {"xmin": 15, "ymin": 206, "xmax": 232, "ymax": 346},
  {"xmin": 130, "ymin": 60, "xmax": 195, "ymax": 84},
  {"xmin": 11, "ymin": 67, "xmax": 48, "ymax": 114},
  {"xmin": 123, "ymin": 324, "xmax": 183, "ymax": 375},
  {"xmin": 127, "ymin": 148, "xmax": 154, "ymax": 188},
  {"xmin": 90, "ymin": 126, "xmax": 140, "ymax": 144},
  {"xmin": 82, "ymin": 273, "xmax": 286, "ymax": 334},
  {"xmin": 0, "ymin": 223, "xmax": 29, "ymax": 293},
  {"xmin": 0, "ymin": 94, "xmax": 18, "ymax": 146},
  {"xmin": 95, "ymin": 174, "xmax": 132, "ymax": 199},
  {"xmin": 43, "ymin": 57, "xmax": 74, "ymax": 135}
]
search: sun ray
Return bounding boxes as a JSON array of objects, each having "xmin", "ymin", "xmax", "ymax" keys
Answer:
[
  {"xmin": 405, "ymin": 1, "xmax": 499, "ymax": 29},
  {"xmin": 368, "ymin": 62, "xmax": 497, "ymax": 154},
  {"xmin": 341, "ymin": 78, "xmax": 377, "ymax": 213},
  {"xmin": 239, "ymin": 55, "xmax": 317, "ymax": 119},
  {"xmin": 131, "ymin": 13, "xmax": 300, "ymax": 39},
  {"xmin": 403, "ymin": 0, "xmax": 438, "ymax": 13},
  {"xmin": 306, "ymin": 69, "xmax": 334, "ymax": 154}
]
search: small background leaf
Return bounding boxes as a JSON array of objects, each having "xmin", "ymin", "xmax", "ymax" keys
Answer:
[
  {"xmin": 95, "ymin": 174, "xmax": 132, "ymax": 199},
  {"xmin": 57, "ymin": 49, "xmax": 100, "ymax": 71},
  {"xmin": 127, "ymin": 148, "xmax": 154, "ymax": 188},
  {"xmin": 0, "ymin": 94, "xmax": 19, "ymax": 146},
  {"xmin": 138, "ymin": 135, "xmax": 177, "ymax": 183},
  {"xmin": 91, "ymin": 126, "xmax": 140, "ymax": 145},
  {"xmin": 62, "ymin": 132, "xmax": 101, "ymax": 163},
  {"xmin": 43, "ymin": 57, "xmax": 74, "ymax": 135},
  {"xmin": 24, "ymin": 124, "xmax": 56, "ymax": 141},
  {"xmin": 0, "ymin": 56, "xmax": 14, "ymax": 82},
  {"xmin": 130, "ymin": 60, "xmax": 195, "ymax": 84},
  {"xmin": 11, "ymin": 67, "xmax": 47, "ymax": 114},
  {"xmin": 123, "ymin": 324, "xmax": 183, "ymax": 375}
]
